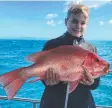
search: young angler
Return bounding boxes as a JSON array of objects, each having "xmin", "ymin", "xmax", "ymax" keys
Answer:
[{"xmin": 40, "ymin": 4, "xmax": 99, "ymax": 108}]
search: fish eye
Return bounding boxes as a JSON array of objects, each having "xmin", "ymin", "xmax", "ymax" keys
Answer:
[{"xmin": 95, "ymin": 58, "xmax": 99, "ymax": 62}]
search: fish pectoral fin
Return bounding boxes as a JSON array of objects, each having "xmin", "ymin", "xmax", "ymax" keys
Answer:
[
  {"xmin": 28, "ymin": 77, "xmax": 43, "ymax": 83},
  {"xmin": 69, "ymin": 81, "xmax": 79, "ymax": 93}
]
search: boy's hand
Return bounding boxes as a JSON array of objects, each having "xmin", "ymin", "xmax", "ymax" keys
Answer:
[
  {"xmin": 44, "ymin": 68, "xmax": 60, "ymax": 86},
  {"xmin": 80, "ymin": 71, "xmax": 94, "ymax": 86}
]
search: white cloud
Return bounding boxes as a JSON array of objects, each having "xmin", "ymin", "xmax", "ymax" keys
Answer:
[
  {"xmin": 45, "ymin": 13, "xmax": 63, "ymax": 27},
  {"xmin": 46, "ymin": 20, "xmax": 56, "ymax": 27},
  {"xmin": 99, "ymin": 21, "xmax": 104, "ymax": 26},
  {"xmin": 57, "ymin": 20, "xmax": 63, "ymax": 24},
  {"xmin": 99, "ymin": 20, "xmax": 112, "ymax": 25},
  {"xmin": 89, "ymin": 4, "xmax": 99, "ymax": 8},
  {"xmin": 63, "ymin": 0, "xmax": 111, "ymax": 12},
  {"xmin": 108, "ymin": 20, "xmax": 112, "ymax": 24},
  {"xmin": 46, "ymin": 13, "xmax": 58, "ymax": 19},
  {"xmin": 46, "ymin": 20, "xmax": 63, "ymax": 27}
]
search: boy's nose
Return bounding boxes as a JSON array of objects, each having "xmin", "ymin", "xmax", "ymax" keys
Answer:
[{"xmin": 76, "ymin": 23, "xmax": 81, "ymax": 29}]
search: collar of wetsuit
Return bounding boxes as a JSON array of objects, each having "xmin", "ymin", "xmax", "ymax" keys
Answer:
[{"xmin": 64, "ymin": 31, "xmax": 83, "ymax": 43}]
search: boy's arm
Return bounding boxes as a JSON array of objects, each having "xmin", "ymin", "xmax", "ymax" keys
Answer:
[{"xmin": 84, "ymin": 44, "xmax": 100, "ymax": 90}]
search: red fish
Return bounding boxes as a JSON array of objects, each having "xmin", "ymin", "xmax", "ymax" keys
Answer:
[{"xmin": 0, "ymin": 45, "xmax": 110, "ymax": 99}]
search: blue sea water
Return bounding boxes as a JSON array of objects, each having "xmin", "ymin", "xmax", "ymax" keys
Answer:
[{"xmin": 0, "ymin": 39, "xmax": 112, "ymax": 108}]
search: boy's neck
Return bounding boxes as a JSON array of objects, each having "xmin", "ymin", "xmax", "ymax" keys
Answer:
[{"xmin": 65, "ymin": 31, "xmax": 83, "ymax": 39}]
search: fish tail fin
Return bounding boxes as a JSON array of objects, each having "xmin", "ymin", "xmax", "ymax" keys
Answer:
[{"xmin": 0, "ymin": 68, "xmax": 26, "ymax": 99}]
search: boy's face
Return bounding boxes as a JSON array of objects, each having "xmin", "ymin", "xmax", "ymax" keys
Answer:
[{"xmin": 65, "ymin": 13, "xmax": 88, "ymax": 37}]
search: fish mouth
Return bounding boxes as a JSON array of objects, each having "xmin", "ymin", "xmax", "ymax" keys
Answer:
[{"xmin": 103, "ymin": 64, "xmax": 110, "ymax": 73}]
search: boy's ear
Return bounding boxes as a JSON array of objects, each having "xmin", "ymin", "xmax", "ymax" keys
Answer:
[{"xmin": 65, "ymin": 18, "xmax": 67, "ymax": 26}]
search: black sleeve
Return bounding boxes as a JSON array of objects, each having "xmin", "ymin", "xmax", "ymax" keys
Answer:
[
  {"xmin": 85, "ymin": 45, "xmax": 100, "ymax": 90},
  {"xmin": 43, "ymin": 40, "xmax": 58, "ymax": 51},
  {"xmin": 85, "ymin": 78, "xmax": 100, "ymax": 90},
  {"xmin": 42, "ymin": 41, "xmax": 52, "ymax": 51}
]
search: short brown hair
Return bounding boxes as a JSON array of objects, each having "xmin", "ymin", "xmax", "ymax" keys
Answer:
[{"xmin": 67, "ymin": 4, "xmax": 89, "ymax": 20}]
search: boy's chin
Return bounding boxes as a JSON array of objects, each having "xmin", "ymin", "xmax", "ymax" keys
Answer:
[
  {"xmin": 71, "ymin": 32, "xmax": 82, "ymax": 37},
  {"xmin": 73, "ymin": 33, "xmax": 82, "ymax": 37}
]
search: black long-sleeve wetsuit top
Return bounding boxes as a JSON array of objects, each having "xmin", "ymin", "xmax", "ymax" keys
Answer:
[{"xmin": 40, "ymin": 32, "xmax": 100, "ymax": 108}]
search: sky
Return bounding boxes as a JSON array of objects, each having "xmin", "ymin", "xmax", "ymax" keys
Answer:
[{"xmin": 0, "ymin": 0, "xmax": 112, "ymax": 40}]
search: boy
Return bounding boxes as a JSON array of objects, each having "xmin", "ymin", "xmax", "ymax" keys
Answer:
[{"xmin": 40, "ymin": 4, "xmax": 99, "ymax": 108}]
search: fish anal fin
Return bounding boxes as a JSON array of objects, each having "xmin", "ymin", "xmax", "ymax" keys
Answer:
[
  {"xmin": 69, "ymin": 81, "xmax": 79, "ymax": 93},
  {"xmin": 28, "ymin": 77, "xmax": 43, "ymax": 83}
]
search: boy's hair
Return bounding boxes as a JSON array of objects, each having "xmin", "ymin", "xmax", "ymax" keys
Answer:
[{"xmin": 67, "ymin": 4, "xmax": 89, "ymax": 20}]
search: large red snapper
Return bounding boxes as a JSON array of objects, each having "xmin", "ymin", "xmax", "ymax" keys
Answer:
[{"xmin": 0, "ymin": 45, "xmax": 110, "ymax": 99}]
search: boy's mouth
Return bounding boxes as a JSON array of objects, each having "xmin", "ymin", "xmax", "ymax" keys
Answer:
[
  {"xmin": 73, "ymin": 29, "xmax": 81, "ymax": 35},
  {"xmin": 73, "ymin": 29, "xmax": 81, "ymax": 33}
]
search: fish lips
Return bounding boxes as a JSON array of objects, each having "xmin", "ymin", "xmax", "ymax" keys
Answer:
[
  {"xmin": 90, "ymin": 64, "xmax": 110, "ymax": 78},
  {"xmin": 103, "ymin": 63, "xmax": 110, "ymax": 74}
]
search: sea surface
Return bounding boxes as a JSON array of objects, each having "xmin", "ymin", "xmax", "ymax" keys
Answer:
[{"xmin": 0, "ymin": 39, "xmax": 112, "ymax": 108}]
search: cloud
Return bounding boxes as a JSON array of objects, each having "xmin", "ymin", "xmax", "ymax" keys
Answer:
[
  {"xmin": 89, "ymin": 4, "xmax": 99, "ymax": 8},
  {"xmin": 46, "ymin": 20, "xmax": 56, "ymax": 27},
  {"xmin": 99, "ymin": 20, "xmax": 112, "ymax": 26},
  {"xmin": 46, "ymin": 13, "xmax": 58, "ymax": 19},
  {"xmin": 57, "ymin": 20, "xmax": 63, "ymax": 24},
  {"xmin": 63, "ymin": 0, "xmax": 111, "ymax": 12},
  {"xmin": 45, "ymin": 13, "xmax": 63, "ymax": 27},
  {"xmin": 46, "ymin": 20, "xmax": 63, "ymax": 27},
  {"xmin": 108, "ymin": 20, "xmax": 112, "ymax": 24},
  {"xmin": 99, "ymin": 21, "xmax": 104, "ymax": 26}
]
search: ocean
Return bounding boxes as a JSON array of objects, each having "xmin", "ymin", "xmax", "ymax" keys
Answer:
[{"xmin": 0, "ymin": 39, "xmax": 112, "ymax": 108}]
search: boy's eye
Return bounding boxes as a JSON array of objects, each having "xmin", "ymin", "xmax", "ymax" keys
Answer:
[
  {"xmin": 95, "ymin": 58, "xmax": 100, "ymax": 62},
  {"xmin": 71, "ymin": 20, "xmax": 78, "ymax": 24},
  {"xmin": 71, "ymin": 21, "xmax": 77, "ymax": 23},
  {"xmin": 81, "ymin": 22, "xmax": 86, "ymax": 25}
]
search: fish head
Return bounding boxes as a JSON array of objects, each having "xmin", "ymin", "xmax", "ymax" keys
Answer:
[{"xmin": 82, "ymin": 51, "xmax": 110, "ymax": 78}]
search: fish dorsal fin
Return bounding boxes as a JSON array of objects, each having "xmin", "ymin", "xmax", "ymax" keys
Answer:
[
  {"xmin": 69, "ymin": 81, "xmax": 79, "ymax": 93},
  {"xmin": 26, "ymin": 50, "xmax": 49, "ymax": 62}
]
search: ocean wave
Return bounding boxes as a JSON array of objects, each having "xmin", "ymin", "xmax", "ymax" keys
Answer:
[{"xmin": 0, "ymin": 55, "xmax": 17, "ymax": 58}]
